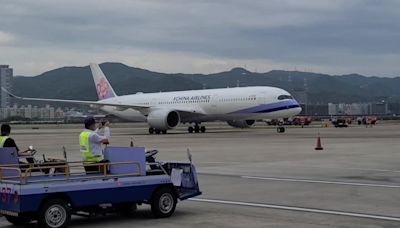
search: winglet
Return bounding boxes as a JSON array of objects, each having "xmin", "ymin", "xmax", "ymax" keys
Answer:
[{"xmin": 1, "ymin": 87, "xmax": 19, "ymax": 99}]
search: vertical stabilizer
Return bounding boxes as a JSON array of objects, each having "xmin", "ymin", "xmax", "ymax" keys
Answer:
[{"xmin": 89, "ymin": 63, "xmax": 117, "ymax": 100}]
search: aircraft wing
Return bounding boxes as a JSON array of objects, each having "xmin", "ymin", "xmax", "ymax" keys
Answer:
[
  {"xmin": 173, "ymin": 107, "xmax": 207, "ymax": 120},
  {"xmin": 2, "ymin": 87, "xmax": 206, "ymax": 118},
  {"xmin": 1, "ymin": 87, "xmax": 150, "ymax": 111}
]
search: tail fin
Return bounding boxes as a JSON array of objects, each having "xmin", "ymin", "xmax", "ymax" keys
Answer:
[{"xmin": 90, "ymin": 63, "xmax": 117, "ymax": 100}]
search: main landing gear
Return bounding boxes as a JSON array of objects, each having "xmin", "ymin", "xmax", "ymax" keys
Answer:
[
  {"xmin": 149, "ymin": 128, "xmax": 167, "ymax": 135},
  {"xmin": 188, "ymin": 124, "xmax": 206, "ymax": 133}
]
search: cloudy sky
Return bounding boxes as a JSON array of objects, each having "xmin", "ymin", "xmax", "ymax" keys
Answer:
[{"xmin": 0, "ymin": 0, "xmax": 399, "ymax": 77}]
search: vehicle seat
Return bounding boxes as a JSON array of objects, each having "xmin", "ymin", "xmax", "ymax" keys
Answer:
[{"xmin": 0, "ymin": 148, "xmax": 20, "ymax": 178}]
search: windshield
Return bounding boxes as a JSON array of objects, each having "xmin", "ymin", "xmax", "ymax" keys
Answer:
[{"xmin": 278, "ymin": 95, "xmax": 293, "ymax": 100}]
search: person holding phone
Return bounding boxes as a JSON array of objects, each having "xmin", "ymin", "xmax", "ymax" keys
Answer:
[{"xmin": 79, "ymin": 117, "xmax": 111, "ymax": 173}]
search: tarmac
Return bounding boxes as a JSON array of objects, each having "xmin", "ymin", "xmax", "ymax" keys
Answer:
[{"xmin": 1, "ymin": 122, "xmax": 400, "ymax": 228}]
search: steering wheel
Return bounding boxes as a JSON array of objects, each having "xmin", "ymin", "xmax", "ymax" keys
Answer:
[
  {"xmin": 29, "ymin": 149, "xmax": 37, "ymax": 156},
  {"xmin": 145, "ymin": 149, "xmax": 158, "ymax": 157}
]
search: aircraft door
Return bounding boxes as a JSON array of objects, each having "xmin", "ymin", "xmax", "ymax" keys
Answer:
[
  {"xmin": 211, "ymin": 94, "xmax": 219, "ymax": 114},
  {"xmin": 151, "ymin": 97, "xmax": 157, "ymax": 106},
  {"xmin": 257, "ymin": 92, "xmax": 267, "ymax": 105}
]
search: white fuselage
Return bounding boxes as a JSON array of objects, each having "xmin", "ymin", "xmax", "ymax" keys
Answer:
[{"xmin": 97, "ymin": 86, "xmax": 302, "ymax": 123}]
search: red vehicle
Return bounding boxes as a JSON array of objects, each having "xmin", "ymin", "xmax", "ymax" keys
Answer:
[
  {"xmin": 292, "ymin": 116, "xmax": 312, "ymax": 126},
  {"xmin": 367, "ymin": 116, "xmax": 378, "ymax": 125},
  {"xmin": 358, "ymin": 116, "xmax": 378, "ymax": 125},
  {"xmin": 345, "ymin": 117, "xmax": 353, "ymax": 125}
]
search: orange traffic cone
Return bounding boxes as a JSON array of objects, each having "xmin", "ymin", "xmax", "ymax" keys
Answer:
[
  {"xmin": 130, "ymin": 137, "xmax": 134, "ymax": 147},
  {"xmin": 315, "ymin": 133, "xmax": 323, "ymax": 150}
]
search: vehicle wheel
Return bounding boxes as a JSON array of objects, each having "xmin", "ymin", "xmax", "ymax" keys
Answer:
[
  {"xmin": 149, "ymin": 128, "xmax": 154, "ymax": 134},
  {"xmin": 151, "ymin": 187, "xmax": 177, "ymax": 218},
  {"xmin": 188, "ymin": 126, "xmax": 194, "ymax": 133},
  {"xmin": 194, "ymin": 125, "xmax": 200, "ymax": 133},
  {"xmin": 162, "ymin": 130, "xmax": 167, "ymax": 134},
  {"xmin": 5, "ymin": 215, "xmax": 31, "ymax": 225},
  {"xmin": 155, "ymin": 129, "xmax": 161, "ymax": 134},
  {"xmin": 38, "ymin": 198, "xmax": 71, "ymax": 228},
  {"xmin": 277, "ymin": 127, "xmax": 285, "ymax": 133},
  {"xmin": 200, "ymin": 126, "xmax": 206, "ymax": 133}
]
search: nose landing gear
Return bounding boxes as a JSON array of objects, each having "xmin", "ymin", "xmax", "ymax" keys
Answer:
[{"xmin": 277, "ymin": 126, "xmax": 285, "ymax": 133}]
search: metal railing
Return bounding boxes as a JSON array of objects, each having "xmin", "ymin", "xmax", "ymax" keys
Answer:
[{"xmin": 0, "ymin": 161, "xmax": 142, "ymax": 185}]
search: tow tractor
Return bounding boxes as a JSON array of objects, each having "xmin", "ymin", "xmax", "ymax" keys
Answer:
[{"xmin": 0, "ymin": 146, "xmax": 201, "ymax": 228}]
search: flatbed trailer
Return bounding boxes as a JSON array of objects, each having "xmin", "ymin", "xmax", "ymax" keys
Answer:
[{"xmin": 0, "ymin": 147, "xmax": 201, "ymax": 228}]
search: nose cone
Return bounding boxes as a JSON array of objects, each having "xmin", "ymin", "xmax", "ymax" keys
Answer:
[
  {"xmin": 292, "ymin": 100, "xmax": 302, "ymax": 116},
  {"xmin": 292, "ymin": 106, "xmax": 302, "ymax": 116}
]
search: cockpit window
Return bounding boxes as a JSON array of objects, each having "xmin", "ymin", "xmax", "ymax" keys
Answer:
[{"xmin": 278, "ymin": 95, "xmax": 293, "ymax": 100}]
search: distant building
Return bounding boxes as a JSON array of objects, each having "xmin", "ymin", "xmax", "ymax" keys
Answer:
[
  {"xmin": 0, "ymin": 104, "xmax": 66, "ymax": 120},
  {"xmin": 0, "ymin": 65, "xmax": 13, "ymax": 108},
  {"xmin": 371, "ymin": 102, "xmax": 388, "ymax": 115},
  {"xmin": 328, "ymin": 103, "xmax": 371, "ymax": 115},
  {"xmin": 388, "ymin": 103, "xmax": 400, "ymax": 115},
  {"xmin": 300, "ymin": 104, "xmax": 329, "ymax": 116}
]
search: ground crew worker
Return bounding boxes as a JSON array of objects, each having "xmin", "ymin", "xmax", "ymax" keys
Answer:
[
  {"xmin": 80, "ymin": 117, "xmax": 110, "ymax": 173},
  {"xmin": 0, "ymin": 124, "xmax": 32, "ymax": 156}
]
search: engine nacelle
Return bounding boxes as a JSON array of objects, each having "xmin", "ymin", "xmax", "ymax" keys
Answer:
[
  {"xmin": 147, "ymin": 109, "xmax": 180, "ymax": 130},
  {"xmin": 227, "ymin": 120, "xmax": 256, "ymax": 128}
]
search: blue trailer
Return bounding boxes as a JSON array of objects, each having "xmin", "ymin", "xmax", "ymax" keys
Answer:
[{"xmin": 0, "ymin": 147, "xmax": 201, "ymax": 228}]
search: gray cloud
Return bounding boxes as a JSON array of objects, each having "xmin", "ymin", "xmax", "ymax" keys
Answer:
[{"xmin": 0, "ymin": 0, "xmax": 399, "ymax": 76}]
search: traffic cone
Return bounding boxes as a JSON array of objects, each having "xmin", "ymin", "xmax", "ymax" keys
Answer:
[
  {"xmin": 130, "ymin": 137, "xmax": 134, "ymax": 147},
  {"xmin": 315, "ymin": 133, "xmax": 323, "ymax": 150}
]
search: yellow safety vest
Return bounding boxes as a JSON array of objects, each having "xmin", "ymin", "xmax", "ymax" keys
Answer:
[
  {"xmin": 0, "ymin": 136, "xmax": 9, "ymax": 148},
  {"xmin": 79, "ymin": 131, "xmax": 103, "ymax": 162}
]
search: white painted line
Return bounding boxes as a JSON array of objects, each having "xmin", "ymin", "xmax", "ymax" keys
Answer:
[
  {"xmin": 268, "ymin": 164, "xmax": 400, "ymax": 173},
  {"xmin": 241, "ymin": 176, "xmax": 400, "ymax": 189},
  {"xmin": 197, "ymin": 162, "xmax": 242, "ymax": 165},
  {"xmin": 189, "ymin": 198, "xmax": 400, "ymax": 222}
]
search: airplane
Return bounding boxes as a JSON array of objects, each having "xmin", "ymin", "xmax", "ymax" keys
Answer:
[{"xmin": 3, "ymin": 63, "xmax": 302, "ymax": 134}]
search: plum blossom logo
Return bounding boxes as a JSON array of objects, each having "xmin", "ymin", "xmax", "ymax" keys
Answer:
[{"xmin": 97, "ymin": 78, "xmax": 109, "ymax": 99}]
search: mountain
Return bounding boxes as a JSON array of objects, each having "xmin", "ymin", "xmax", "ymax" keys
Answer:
[{"xmin": 12, "ymin": 62, "xmax": 400, "ymax": 105}]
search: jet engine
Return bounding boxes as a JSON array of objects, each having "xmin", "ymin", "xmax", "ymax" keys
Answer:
[
  {"xmin": 147, "ymin": 109, "xmax": 180, "ymax": 130},
  {"xmin": 227, "ymin": 120, "xmax": 256, "ymax": 128}
]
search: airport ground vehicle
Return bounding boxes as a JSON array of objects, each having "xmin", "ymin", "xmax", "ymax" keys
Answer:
[
  {"xmin": 291, "ymin": 116, "xmax": 312, "ymax": 126},
  {"xmin": 357, "ymin": 116, "xmax": 377, "ymax": 125},
  {"xmin": 0, "ymin": 147, "xmax": 201, "ymax": 228},
  {"xmin": 331, "ymin": 118, "xmax": 349, "ymax": 128}
]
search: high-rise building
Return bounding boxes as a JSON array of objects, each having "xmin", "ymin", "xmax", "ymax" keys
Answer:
[{"xmin": 0, "ymin": 65, "xmax": 13, "ymax": 108}]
